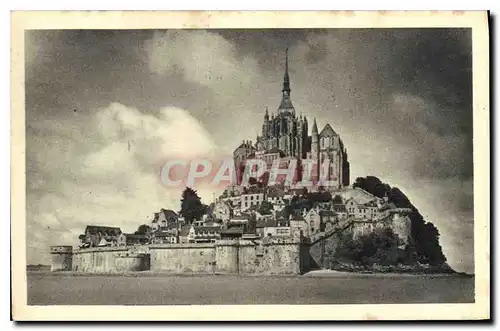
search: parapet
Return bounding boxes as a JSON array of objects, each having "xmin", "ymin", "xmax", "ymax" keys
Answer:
[
  {"xmin": 74, "ymin": 246, "xmax": 129, "ymax": 254},
  {"xmin": 149, "ymin": 243, "xmax": 217, "ymax": 249},
  {"xmin": 50, "ymin": 245, "xmax": 73, "ymax": 254}
]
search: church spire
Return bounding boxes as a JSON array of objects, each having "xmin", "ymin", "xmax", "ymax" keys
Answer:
[
  {"xmin": 312, "ymin": 117, "xmax": 318, "ymax": 134},
  {"xmin": 282, "ymin": 48, "xmax": 291, "ymax": 95}
]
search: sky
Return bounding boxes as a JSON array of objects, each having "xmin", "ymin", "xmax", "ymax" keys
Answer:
[{"xmin": 25, "ymin": 29, "xmax": 473, "ymax": 273}]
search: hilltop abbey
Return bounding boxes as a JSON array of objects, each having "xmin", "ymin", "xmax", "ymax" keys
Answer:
[
  {"xmin": 233, "ymin": 49, "xmax": 350, "ymax": 189},
  {"xmin": 50, "ymin": 50, "xmax": 413, "ymax": 276}
]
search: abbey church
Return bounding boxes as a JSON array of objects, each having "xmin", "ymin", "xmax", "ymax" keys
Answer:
[{"xmin": 234, "ymin": 50, "xmax": 350, "ymax": 190}]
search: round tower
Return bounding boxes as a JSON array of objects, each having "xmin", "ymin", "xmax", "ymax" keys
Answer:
[{"xmin": 50, "ymin": 245, "xmax": 73, "ymax": 271}]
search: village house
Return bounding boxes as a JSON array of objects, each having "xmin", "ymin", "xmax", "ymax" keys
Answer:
[
  {"xmin": 319, "ymin": 209, "xmax": 337, "ymax": 224},
  {"xmin": 304, "ymin": 206, "xmax": 323, "ymax": 235},
  {"xmin": 240, "ymin": 191, "xmax": 265, "ymax": 211},
  {"xmin": 262, "ymin": 223, "xmax": 292, "ymax": 238},
  {"xmin": 345, "ymin": 197, "xmax": 383, "ymax": 219},
  {"xmin": 150, "ymin": 209, "xmax": 178, "ymax": 232},
  {"xmin": 117, "ymin": 233, "xmax": 150, "ymax": 246},
  {"xmin": 151, "ymin": 229, "xmax": 178, "ymax": 244},
  {"xmin": 82, "ymin": 225, "xmax": 122, "ymax": 248},
  {"xmin": 331, "ymin": 201, "xmax": 348, "ymax": 219},
  {"xmin": 266, "ymin": 187, "xmax": 287, "ymax": 209},
  {"xmin": 186, "ymin": 225, "xmax": 222, "ymax": 243},
  {"xmin": 290, "ymin": 214, "xmax": 309, "ymax": 238},
  {"xmin": 256, "ymin": 218, "xmax": 276, "ymax": 238}
]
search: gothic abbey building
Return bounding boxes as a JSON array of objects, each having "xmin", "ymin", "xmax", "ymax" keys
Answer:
[{"xmin": 234, "ymin": 51, "xmax": 350, "ymax": 190}]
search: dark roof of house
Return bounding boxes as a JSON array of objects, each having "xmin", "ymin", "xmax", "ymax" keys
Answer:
[
  {"xmin": 242, "ymin": 187, "xmax": 264, "ymax": 195},
  {"xmin": 204, "ymin": 220, "xmax": 222, "ymax": 227},
  {"xmin": 85, "ymin": 226, "xmax": 122, "ymax": 235},
  {"xmin": 256, "ymin": 218, "xmax": 277, "ymax": 228},
  {"xmin": 319, "ymin": 210, "xmax": 337, "ymax": 216},
  {"xmin": 160, "ymin": 209, "xmax": 178, "ymax": 219},
  {"xmin": 231, "ymin": 215, "xmax": 250, "ymax": 221},
  {"xmin": 154, "ymin": 231, "xmax": 175, "ymax": 237},
  {"xmin": 125, "ymin": 234, "xmax": 149, "ymax": 240},
  {"xmin": 221, "ymin": 227, "xmax": 244, "ymax": 234},
  {"xmin": 194, "ymin": 226, "xmax": 221, "ymax": 233},
  {"xmin": 267, "ymin": 187, "xmax": 285, "ymax": 198}
]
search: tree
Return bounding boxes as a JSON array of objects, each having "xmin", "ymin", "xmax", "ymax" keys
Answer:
[
  {"xmin": 335, "ymin": 228, "xmax": 403, "ymax": 267},
  {"xmin": 135, "ymin": 224, "xmax": 151, "ymax": 235},
  {"xmin": 258, "ymin": 201, "xmax": 273, "ymax": 215},
  {"xmin": 180, "ymin": 187, "xmax": 207, "ymax": 224}
]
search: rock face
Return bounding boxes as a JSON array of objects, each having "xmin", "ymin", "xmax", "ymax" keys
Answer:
[
  {"xmin": 307, "ymin": 215, "xmax": 454, "ymax": 274},
  {"xmin": 352, "ymin": 176, "xmax": 448, "ymax": 267}
]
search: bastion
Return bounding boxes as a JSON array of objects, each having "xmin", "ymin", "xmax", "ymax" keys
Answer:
[{"xmin": 50, "ymin": 246, "xmax": 73, "ymax": 271}]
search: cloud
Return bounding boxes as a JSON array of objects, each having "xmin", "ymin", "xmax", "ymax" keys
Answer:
[
  {"xmin": 145, "ymin": 30, "xmax": 276, "ymax": 153},
  {"xmin": 26, "ymin": 103, "xmax": 217, "ymax": 264}
]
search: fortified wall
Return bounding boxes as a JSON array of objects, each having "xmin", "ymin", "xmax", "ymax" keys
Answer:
[{"xmin": 53, "ymin": 237, "xmax": 312, "ymax": 275}]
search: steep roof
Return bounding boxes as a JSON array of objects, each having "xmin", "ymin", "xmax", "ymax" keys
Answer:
[
  {"xmin": 160, "ymin": 209, "xmax": 178, "ymax": 219},
  {"xmin": 319, "ymin": 123, "xmax": 338, "ymax": 137},
  {"xmin": 85, "ymin": 226, "xmax": 122, "ymax": 235}
]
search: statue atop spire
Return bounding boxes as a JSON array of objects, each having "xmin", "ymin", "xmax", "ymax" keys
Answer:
[{"xmin": 282, "ymin": 48, "xmax": 290, "ymax": 95}]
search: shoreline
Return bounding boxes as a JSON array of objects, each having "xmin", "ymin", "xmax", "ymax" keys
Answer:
[
  {"xmin": 303, "ymin": 269, "xmax": 473, "ymax": 278},
  {"xmin": 27, "ymin": 269, "xmax": 474, "ymax": 278}
]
